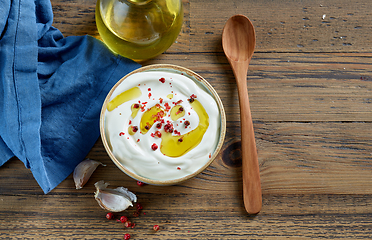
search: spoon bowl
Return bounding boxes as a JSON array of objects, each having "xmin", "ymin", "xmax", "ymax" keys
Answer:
[
  {"xmin": 222, "ymin": 15, "xmax": 262, "ymax": 214},
  {"xmin": 222, "ymin": 15, "xmax": 255, "ymax": 62}
]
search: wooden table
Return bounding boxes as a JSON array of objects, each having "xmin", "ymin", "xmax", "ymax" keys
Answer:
[{"xmin": 1, "ymin": 0, "xmax": 371, "ymax": 239}]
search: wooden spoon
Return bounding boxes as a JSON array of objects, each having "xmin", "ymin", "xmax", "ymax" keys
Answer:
[{"xmin": 222, "ymin": 15, "xmax": 262, "ymax": 214}]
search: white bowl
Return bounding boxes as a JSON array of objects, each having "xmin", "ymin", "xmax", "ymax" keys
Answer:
[{"xmin": 100, "ymin": 64, "xmax": 226, "ymax": 185}]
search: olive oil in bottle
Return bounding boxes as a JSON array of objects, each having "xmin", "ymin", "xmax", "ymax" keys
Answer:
[{"xmin": 96, "ymin": 0, "xmax": 183, "ymax": 61}]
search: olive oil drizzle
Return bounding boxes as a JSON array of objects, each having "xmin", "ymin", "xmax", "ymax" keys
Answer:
[
  {"xmin": 169, "ymin": 105, "xmax": 185, "ymax": 121},
  {"xmin": 107, "ymin": 87, "xmax": 142, "ymax": 111},
  {"xmin": 139, "ymin": 104, "xmax": 165, "ymax": 134},
  {"xmin": 160, "ymin": 100, "xmax": 209, "ymax": 157}
]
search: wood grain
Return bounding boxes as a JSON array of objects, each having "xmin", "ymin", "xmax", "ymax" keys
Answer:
[
  {"xmin": 1, "ymin": 193, "xmax": 372, "ymax": 239},
  {"xmin": 1, "ymin": 0, "xmax": 372, "ymax": 238}
]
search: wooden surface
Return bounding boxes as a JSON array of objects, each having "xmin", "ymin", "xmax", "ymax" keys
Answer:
[{"xmin": 1, "ymin": 0, "xmax": 372, "ymax": 239}]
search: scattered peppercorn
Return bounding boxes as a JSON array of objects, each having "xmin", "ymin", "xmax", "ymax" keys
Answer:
[
  {"xmin": 159, "ymin": 77, "xmax": 165, "ymax": 83},
  {"xmin": 106, "ymin": 212, "xmax": 114, "ymax": 220},
  {"xmin": 188, "ymin": 94, "xmax": 197, "ymax": 103},
  {"xmin": 118, "ymin": 216, "xmax": 128, "ymax": 223},
  {"xmin": 164, "ymin": 122, "xmax": 174, "ymax": 133},
  {"xmin": 178, "ymin": 138, "xmax": 183, "ymax": 142},
  {"xmin": 124, "ymin": 233, "xmax": 131, "ymax": 239},
  {"xmin": 133, "ymin": 103, "xmax": 140, "ymax": 108},
  {"xmin": 155, "ymin": 131, "xmax": 162, "ymax": 138},
  {"xmin": 124, "ymin": 221, "xmax": 132, "ymax": 228},
  {"xmin": 153, "ymin": 225, "xmax": 160, "ymax": 231},
  {"xmin": 136, "ymin": 203, "xmax": 143, "ymax": 210},
  {"xmin": 184, "ymin": 120, "xmax": 190, "ymax": 127},
  {"xmin": 137, "ymin": 181, "xmax": 146, "ymax": 186},
  {"xmin": 164, "ymin": 102, "xmax": 171, "ymax": 111},
  {"xmin": 176, "ymin": 106, "xmax": 184, "ymax": 115},
  {"xmin": 151, "ymin": 143, "xmax": 158, "ymax": 151},
  {"xmin": 153, "ymin": 110, "xmax": 165, "ymax": 122},
  {"xmin": 132, "ymin": 126, "xmax": 138, "ymax": 132}
]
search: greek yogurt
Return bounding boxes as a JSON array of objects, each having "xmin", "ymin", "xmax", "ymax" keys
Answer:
[{"xmin": 104, "ymin": 69, "xmax": 221, "ymax": 181}]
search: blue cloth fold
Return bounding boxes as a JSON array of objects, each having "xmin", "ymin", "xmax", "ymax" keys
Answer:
[{"xmin": 0, "ymin": 0, "xmax": 141, "ymax": 193}]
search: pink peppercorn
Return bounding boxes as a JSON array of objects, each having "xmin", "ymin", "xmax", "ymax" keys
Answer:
[
  {"xmin": 137, "ymin": 181, "xmax": 145, "ymax": 186},
  {"xmin": 119, "ymin": 216, "xmax": 128, "ymax": 223},
  {"xmin": 153, "ymin": 225, "xmax": 160, "ymax": 231},
  {"xmin": 151, "ymin": 143, "xmax": 158, "ymax": 151},
  {"xmin": 124, "ymin": 221, "xmax": 132, "ymax": 228},
  {"xmin": 124, "ymin": 233, "xmax": 131, "ymax": 239},
  {"xmin": 106, "ymin": 212, "xmax": 114, "ymax": 220}
]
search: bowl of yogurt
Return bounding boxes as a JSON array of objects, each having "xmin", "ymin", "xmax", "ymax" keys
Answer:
[{"xmin": 100, "ymin": 64, "xmax": 226, "ymax": 185}]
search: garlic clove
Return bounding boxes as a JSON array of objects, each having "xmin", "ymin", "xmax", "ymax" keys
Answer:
[
  {"xmin": 73, "ymin": 159, "xmax": 105, "ymax": 189},
  {"xmin": 94, "ymin": 180, "xmax": 137, "ymax": 212}
]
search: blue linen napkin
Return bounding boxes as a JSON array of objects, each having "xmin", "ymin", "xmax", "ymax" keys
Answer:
[{"xmin": 0, "ymin": 0, "xmax": 141, "ymax": 193}]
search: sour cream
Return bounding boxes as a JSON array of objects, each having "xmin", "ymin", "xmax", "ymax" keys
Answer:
[{"xmin": 104, "ymin": 70, "xmax": 221, "ymax": 181}]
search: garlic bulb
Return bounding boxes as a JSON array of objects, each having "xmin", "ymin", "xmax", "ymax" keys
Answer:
[
  {"xmin": 94, "ymin": 180, "xmax": 137, "ymax": 212},
  {"xmin": 73, "ymin": 159, "xmax": 105, "ymax": 189}
]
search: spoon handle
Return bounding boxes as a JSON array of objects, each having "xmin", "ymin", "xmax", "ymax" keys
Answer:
[{"xmin": 233, "ymin": 61, "xmax": 262, "ymax": 214}]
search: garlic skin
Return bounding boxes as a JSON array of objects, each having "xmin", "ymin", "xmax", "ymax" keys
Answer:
[
  {"xmin": 94, "ymin": 180, "xmax": 137, "ymax": 212},
  {"xmin": 73, "ymin": 159, "xmax": 105, "ymax": 189}
]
